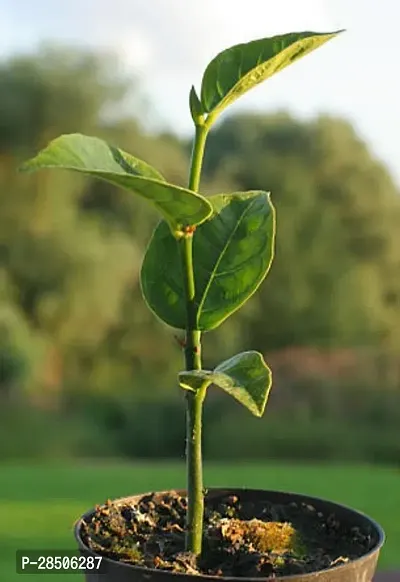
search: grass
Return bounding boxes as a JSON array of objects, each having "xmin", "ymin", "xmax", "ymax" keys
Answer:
[{"xmin": 0, "ymin": 461, "xmax": 398, "ymax": 580}]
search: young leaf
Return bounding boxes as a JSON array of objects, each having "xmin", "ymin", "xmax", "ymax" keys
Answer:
[
  {"xmin": 179, "ymin": 351, "xmax": 272, "ymax": 417},
  {"xmin": 20, "ymin": 134, "xmax": 213, "ymax": 231},
  {"xmin": 179, "ymin": 370, "xmax": 213, "ymax": 394},
  {"xmin": 140, "ymin": 191, "xmax": 275, "ymax": 330},
  {"xmin": 200, "ymin": 30, "xmax": 343, "ymax": 126},
  {"xmin": 189, "ymin": 85, "xmax": 204, "ymax": 124}
]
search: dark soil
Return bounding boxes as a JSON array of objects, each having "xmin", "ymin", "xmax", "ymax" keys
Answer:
[{"xmin": 81, "ymin": 491, "xmax": 376, "ymax": 578}]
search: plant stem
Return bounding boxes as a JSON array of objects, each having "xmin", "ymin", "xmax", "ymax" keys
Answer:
[
  {"xmin": 180, "ymin": 122, "xmax": 209, "ymax": 555},
  {"xmin": 185, "ymin": 381, "xmax": 206, "ymax": 555},
  {"xmin": 188, "ymin": 124, "xmax": 209, "ymax": 193}
]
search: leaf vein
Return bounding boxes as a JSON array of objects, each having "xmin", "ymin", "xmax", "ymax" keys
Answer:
[{"xmin": 196, "ymin": 197, "xmax": 258, "ymax": 321}]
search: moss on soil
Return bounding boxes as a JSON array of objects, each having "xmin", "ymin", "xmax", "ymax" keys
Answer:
[{"xmin": 81, "ymin": 492, "xmax": 375, "ymax": 577}]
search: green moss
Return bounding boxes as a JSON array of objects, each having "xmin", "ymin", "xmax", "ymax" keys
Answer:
[
  {"xmin": 220, "ymin": 518, "xmax": 306, "ymax": 556},
  {"xmin": 110, "ymin": 542, "xmax": 143, "ymax": 563}
]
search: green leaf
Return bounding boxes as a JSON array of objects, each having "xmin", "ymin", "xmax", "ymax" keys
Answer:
[
  {"xmin": 200, "ymin": 30, "xmax": 343, "ymax": 125},
  {"xmin": 189, "ymin": 85, "xmax": 204, "ymax": 124},
  {"xmin": 179, "ymin": 370, "xmax": 213, "ymax": 394},
  {"xmin": 140, "ymin": 191, "xmax": 275, "ymax": 330},
  {"xmin": 179, "ymin": 351, "xmax": 272, "ymax": 417},
  {"xmin": 20, "ymin": 134, "xmax": 213, "ymax": 231}
]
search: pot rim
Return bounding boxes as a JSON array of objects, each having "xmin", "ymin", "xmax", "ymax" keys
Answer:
[{"xmin": 74, "ymin": 487, "xmax": 385, "ymax": 581}]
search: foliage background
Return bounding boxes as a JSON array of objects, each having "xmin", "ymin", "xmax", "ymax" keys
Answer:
[{"xmin": 1, "ymin": 46, "xmax": 400, "ymax": 464}]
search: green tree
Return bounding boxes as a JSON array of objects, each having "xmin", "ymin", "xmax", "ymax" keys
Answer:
[
  {"xmin": 0, "ymin": 47, "xmax": 159, "ymax": 397},
  {"xmin": 0, "ymin": 46, "xmax": 131, "ymax": 154},
  {"xmin": 203, "ymin": 113, "xmax": 400, "ymax": 350}
]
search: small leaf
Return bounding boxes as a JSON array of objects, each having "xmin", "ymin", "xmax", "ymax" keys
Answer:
[
  {"xmin": 20, "ymin": 134, "xmax": 213, "ymax": 231},
  {"xmin": 200, "ymin": 30, "xmax": 343, "ymax": 126},
  {"xmin": 189, "ymin": 85, "xmax": 204, "ymax": 124},
  {"xmin": 179, "ymin": 351, "xmax": 272, "ymax": 417},
  {"xmin": 140, "ymin": 191, "xmax": 275, "ymax": 330},
  {"xmin": 179, "ymin": 370, "xmax": 213, "ymax": 393}
]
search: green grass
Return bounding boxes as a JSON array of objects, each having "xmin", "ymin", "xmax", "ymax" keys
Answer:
[{"xmin": 0, "ymin": 462, "xmax": 398, "ymax": 580}]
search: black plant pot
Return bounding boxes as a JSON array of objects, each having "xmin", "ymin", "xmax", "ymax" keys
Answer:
[{"xmin": 74, "ymin": 489, "xmax": 384, "ymax": 582}]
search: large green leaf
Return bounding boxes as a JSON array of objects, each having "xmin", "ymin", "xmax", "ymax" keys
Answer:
[
  {"xmin": 200, "ymin": 30, "xmax": 343, "ymax": 125},
  {"xmin": 20, "ymin": 134, "xmax": 213, "ymax": 231},
  {"xmin": 179, "ymin": 351, "xmax": 272, "ymax": 417},
  {"xmin": 140, "ymin": 191, "xmax": 275, "ymax": 330}
]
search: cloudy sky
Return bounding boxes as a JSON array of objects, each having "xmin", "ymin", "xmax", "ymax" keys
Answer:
[{"xmin": 2, "ymin": 0, "xmax": 399, "ymax": 183}]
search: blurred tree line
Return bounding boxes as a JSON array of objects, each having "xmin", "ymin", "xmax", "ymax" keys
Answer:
[{"xmin": 1, "ymin": 46, "xmax": 400, "ymax": 463}]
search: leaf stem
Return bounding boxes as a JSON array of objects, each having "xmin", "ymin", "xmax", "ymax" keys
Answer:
[{"xmin": 180, "ymin": 122, "xmax": 209, "ymax": 555}]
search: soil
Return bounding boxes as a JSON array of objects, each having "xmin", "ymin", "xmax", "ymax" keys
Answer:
[{"xmin": 81, "ymin": 491, "xmax": 376, "ymax": 578}]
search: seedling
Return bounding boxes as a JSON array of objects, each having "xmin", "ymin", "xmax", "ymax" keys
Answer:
[{"xmin": 21, "ymin": 30, "xmax": 343, "ymax": 557}]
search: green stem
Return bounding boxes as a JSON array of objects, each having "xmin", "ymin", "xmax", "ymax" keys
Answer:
[
  {"xmin": 188, "ymin": 124, "xmax": 209, "ymax": 193},
  {"xmin": 185, "ymin": 382, "xmax": 206, "ymax": 554},
  {"xmin": 180, "ymin": 122, "xmax": 209, "ymax": 555}
]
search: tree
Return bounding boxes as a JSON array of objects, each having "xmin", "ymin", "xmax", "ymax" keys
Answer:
[
  {"xmin": 203, "ymin": 113, "xmax": 400, "ymax": 350},
  {"xmin": 0, "ymin": 47, "xmax": 150, "ymax": 397},
  {"xmin": 0, "ymin": 45, "xmax": 131, "ymax": 154}
]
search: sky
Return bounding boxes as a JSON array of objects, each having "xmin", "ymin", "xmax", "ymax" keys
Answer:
[{"xmin": 1, "ymin": 0, "xmax": 400, "ymax": 184}]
